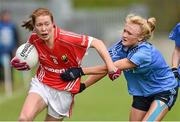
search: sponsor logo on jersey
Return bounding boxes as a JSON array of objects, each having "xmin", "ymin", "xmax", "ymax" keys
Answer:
[{"xmin": 44, "ymin": 66, "xmax": 65, "ymax": 73}]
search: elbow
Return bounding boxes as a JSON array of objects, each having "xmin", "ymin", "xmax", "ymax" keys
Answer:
[{"xmin": 90, "ymin": 38, "xmax": 104, "ymax": 48}]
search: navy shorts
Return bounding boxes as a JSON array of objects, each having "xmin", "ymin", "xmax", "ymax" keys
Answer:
[{"xmin": 132, "ymin": 87, "xmax": 178, "ymax": 111}]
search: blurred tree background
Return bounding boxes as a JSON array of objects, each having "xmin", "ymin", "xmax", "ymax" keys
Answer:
[
  {"xmin": 74, "ymin": 0, "xmax": 145, "ymax": 8},
  {"xmin": 74, "ymin": 0, "xmax": 180, "ymax": 32},
  {"xmin": 146, "ymin": 0, "xmax": 180, "ymax": 32}
]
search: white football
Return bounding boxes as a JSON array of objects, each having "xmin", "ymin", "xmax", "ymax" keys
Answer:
[{"xmin": 15, "ymin": 43, "xmax": 39, "ymax": 68}]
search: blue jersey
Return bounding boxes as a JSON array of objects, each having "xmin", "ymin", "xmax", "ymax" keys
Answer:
[
  {"xmin": 109, "ymin": 40, "xmax": 178, "ymax": 97},
  {"xmin": 169, "ymin": 23, "xmax": 180, "ymax": 86},
  {"xmin": 169, "ymin": 23, "xmax": 180, "ymax": 46},
  {"xmin": 0, "ymin": 21, "xmax": 18, "ymax": 54}
]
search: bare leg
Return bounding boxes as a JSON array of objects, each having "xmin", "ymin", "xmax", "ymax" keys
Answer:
[
  {"xmin": 45, "ymin": 114, "xmax": 63, "ymax": 122},
  {"xmin": 143, "ymin": 100, "xmax": 168, "ymax": 121},
  {"xmin": 19, "ymin": 92, "xmax": 47, "ymax": 121},
  {"xmin": 129, "ymin": 107, "xmax": 147, "ymax": 121}
]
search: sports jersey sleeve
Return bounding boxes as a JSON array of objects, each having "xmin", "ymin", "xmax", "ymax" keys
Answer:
[
  {"xmin": 169, "ymin": 23, "xmax": 180, "ymax": 47},
  {"xmin": 127, "ymin": 44, "xmax": 151, "ymax": 68},
  {"xmin": 87, "ymin": 36, "xmax": 93, "ymax": 49}
]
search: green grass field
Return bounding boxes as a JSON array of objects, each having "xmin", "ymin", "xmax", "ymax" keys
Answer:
[{"xmin": 0, "ymin": 75, "xmax": 180, "ymax": 121}]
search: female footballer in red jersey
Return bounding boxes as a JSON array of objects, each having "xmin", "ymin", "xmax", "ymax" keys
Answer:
[{"xmin": 10, "ymin": 8, "xmax": 119, "ymax": 121}]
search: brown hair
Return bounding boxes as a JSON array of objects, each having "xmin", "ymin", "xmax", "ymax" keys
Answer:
[
  {"xmin": 22, "ymin": 8, "xmax": 54, "ymax": 31},
  {"xmin": 126, "ymin": 14, "xmax": 156, "ymax": 40}
]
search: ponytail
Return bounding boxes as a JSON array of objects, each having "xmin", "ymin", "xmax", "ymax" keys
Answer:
[
  {"xmin": 147, "ymin": 17, "xmax": 156, "ymax": 32},
  {"xmin": 21, "ymin": 19, "xmax": 34, "ymax": 31}
]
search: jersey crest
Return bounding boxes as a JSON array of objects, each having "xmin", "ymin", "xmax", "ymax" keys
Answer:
[{"xmin": 61, "ymin": 54, "xmax": 68, "ymax": 63}]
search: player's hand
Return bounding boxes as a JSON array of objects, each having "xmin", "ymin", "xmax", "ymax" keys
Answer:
[
  {"xmin": 60, "ymin": 67, "xmax": 85, "ymax": 81},
  {"xmin": 10, "ymin": 57, "xmax": 30, "ymax": 71},
  {"xmin": 108, "ymin": 69, "xmax": 121, "ymax": 81},
  {"xmin": 172, "ymin": 68, "xmax": 180, "ymax": 80},
  {"xmin": 79, "ymin": 83, "xmax": 86, "ymax": 93}
]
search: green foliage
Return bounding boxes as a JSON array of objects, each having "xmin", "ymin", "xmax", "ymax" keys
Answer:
[
  {"xmin": 73, "ymin": 0, "xmax": 180, "ymax": 32},
  {"xmin": 73, "ymin": 0, "xmax": 145, "ymax": 9},
  {"xmin": 145, "ymin": 0, "xmax": 180, "ymax": 32}
]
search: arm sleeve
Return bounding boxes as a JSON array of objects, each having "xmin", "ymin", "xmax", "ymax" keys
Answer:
[
  {"xmin": 169, "ymin": 23, "xmax": 180, "ymax": 47},
  {"xmin": 127, "ymin": 45, "xmax": 151, "ymax": 68},
  {"xmin": 87, "ymin": 36, "xmax": 93, "ymax": 49}
]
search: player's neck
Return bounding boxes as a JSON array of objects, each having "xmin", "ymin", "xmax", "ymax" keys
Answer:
[{"xmin": 45, "ymin": 32, "xmax": 54, "ymax": 49}]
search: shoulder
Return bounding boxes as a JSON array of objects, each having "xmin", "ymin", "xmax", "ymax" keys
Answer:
[
  {"xmin": 172, "ymin": 23, "xmax": 180, "ymax": 33},
  {"xmin": 128, "ymin": 42, "xmax": 152, "ymax": 59},
  {"xmin": 57, "ymin": 28, "xmax": 90, "ymax": 47},
  {"xmin": 175, "ymin": 23, "xmax": 180, "ymax": 27},
  {"xmin": 128, "ymin": 42, "xmax": 152, "ymax": 66},
  {"xmin": 137, "ymin": 42, "xmax": 152, "ymax": 56},
  {"xmin": 135, "ymin": 42, "xmax": 152, "ymax": 52},
  {"xmin": 127, "ymin": 42, "xmax": 147, "ymax": 54},
  {"xmin": 169, "ymin": 23, "xmax": 180, "ymax": 41},
  {"xmin": 109, "ymin": 38, "xmax": 123, "ymax": 50},
  {"xmin": 59, "ymin": 29, "xmax": 83, "ymax": 39},
  {"xmin": 139, "ymin": 41, "xmax": 152, "ymax": 48},
  {"xmin": 28, "ymin": 32, "xmax": 40, "ymax": 44}
]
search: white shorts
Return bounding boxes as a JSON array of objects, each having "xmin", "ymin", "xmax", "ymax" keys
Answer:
[{"xmin": 29, "ymin": 77, "xmax": 73, "ymax": 119}]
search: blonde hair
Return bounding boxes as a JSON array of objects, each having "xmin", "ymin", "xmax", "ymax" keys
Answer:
[
  {"xmin": 125, "ymin": 14, "xmax": 156, "ymax": 40},
  {"xmin": 22, "ymin": 8, "xmax": 54, "ymax": 31}
]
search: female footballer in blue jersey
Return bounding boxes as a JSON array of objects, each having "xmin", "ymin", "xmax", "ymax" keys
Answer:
[
  {"xmin": 60, "ymin": 14, "xmax": 179, "ymax": 121},
  {"xmin": 169, "ymin": 22, "xmax": 180, "ymax": 86}
]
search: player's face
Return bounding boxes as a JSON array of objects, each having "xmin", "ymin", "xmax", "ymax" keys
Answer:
[
  {"xmin": 122, "ymin": 22, "xmax": 142, "ymax": 47},
  {"xmin": 34, "ymin": 15, "xmax": 54, "ymax": 41}
]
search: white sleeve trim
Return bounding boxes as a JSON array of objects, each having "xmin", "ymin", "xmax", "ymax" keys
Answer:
[{"xmin": 87, "ymin": 36, "xmax": 93, "ymax": 49}]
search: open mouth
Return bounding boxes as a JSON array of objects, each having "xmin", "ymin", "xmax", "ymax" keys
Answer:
[
  {"xmin": 122, "ymin": 38, "xmax": 127, "ymax": 42},
  {"xmin": 41, "ymin": 33, "xmax": 48, "ymax": 37}
]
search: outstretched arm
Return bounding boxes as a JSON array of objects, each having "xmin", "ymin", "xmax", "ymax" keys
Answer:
[
  {"xmin": 172, "ymin": 46, "xmax": 180, "ymax": 68},
  {"xmin": 171, "ymin": 46, "xmax": 180, "ymax": 79},
  {"xmin": 90, "ymin": 38, "xmax": 117, "ymax": 73},
  {"xmin": 60, "ymin": 65, "xmax": 108, "ymax": 81},
  {"xmin": 84, "ymin": 74, "xmax": 107, "ymax": 88},
  {"xmin": 79, "ymin": 58, "xmax": 137, "ymax": 92},
  {"xmin": 79, "ymin": 73, "xmax": 107, "ymax": 93},
  {"xmin": 60, "ymin": 58, "xmax": 137, "ymax": 81},
  {"xmin": 82, "ymin": 58, "xmax": 137, "ymax": 74},
  {"xmin": 169, "ymin": 23, "xmax": 180, "ymax": 79}
]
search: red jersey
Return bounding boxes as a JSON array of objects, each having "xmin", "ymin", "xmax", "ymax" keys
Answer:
[{"xmin": 28, "ymin": 26, "xmax": 91, "ymax": 94}]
